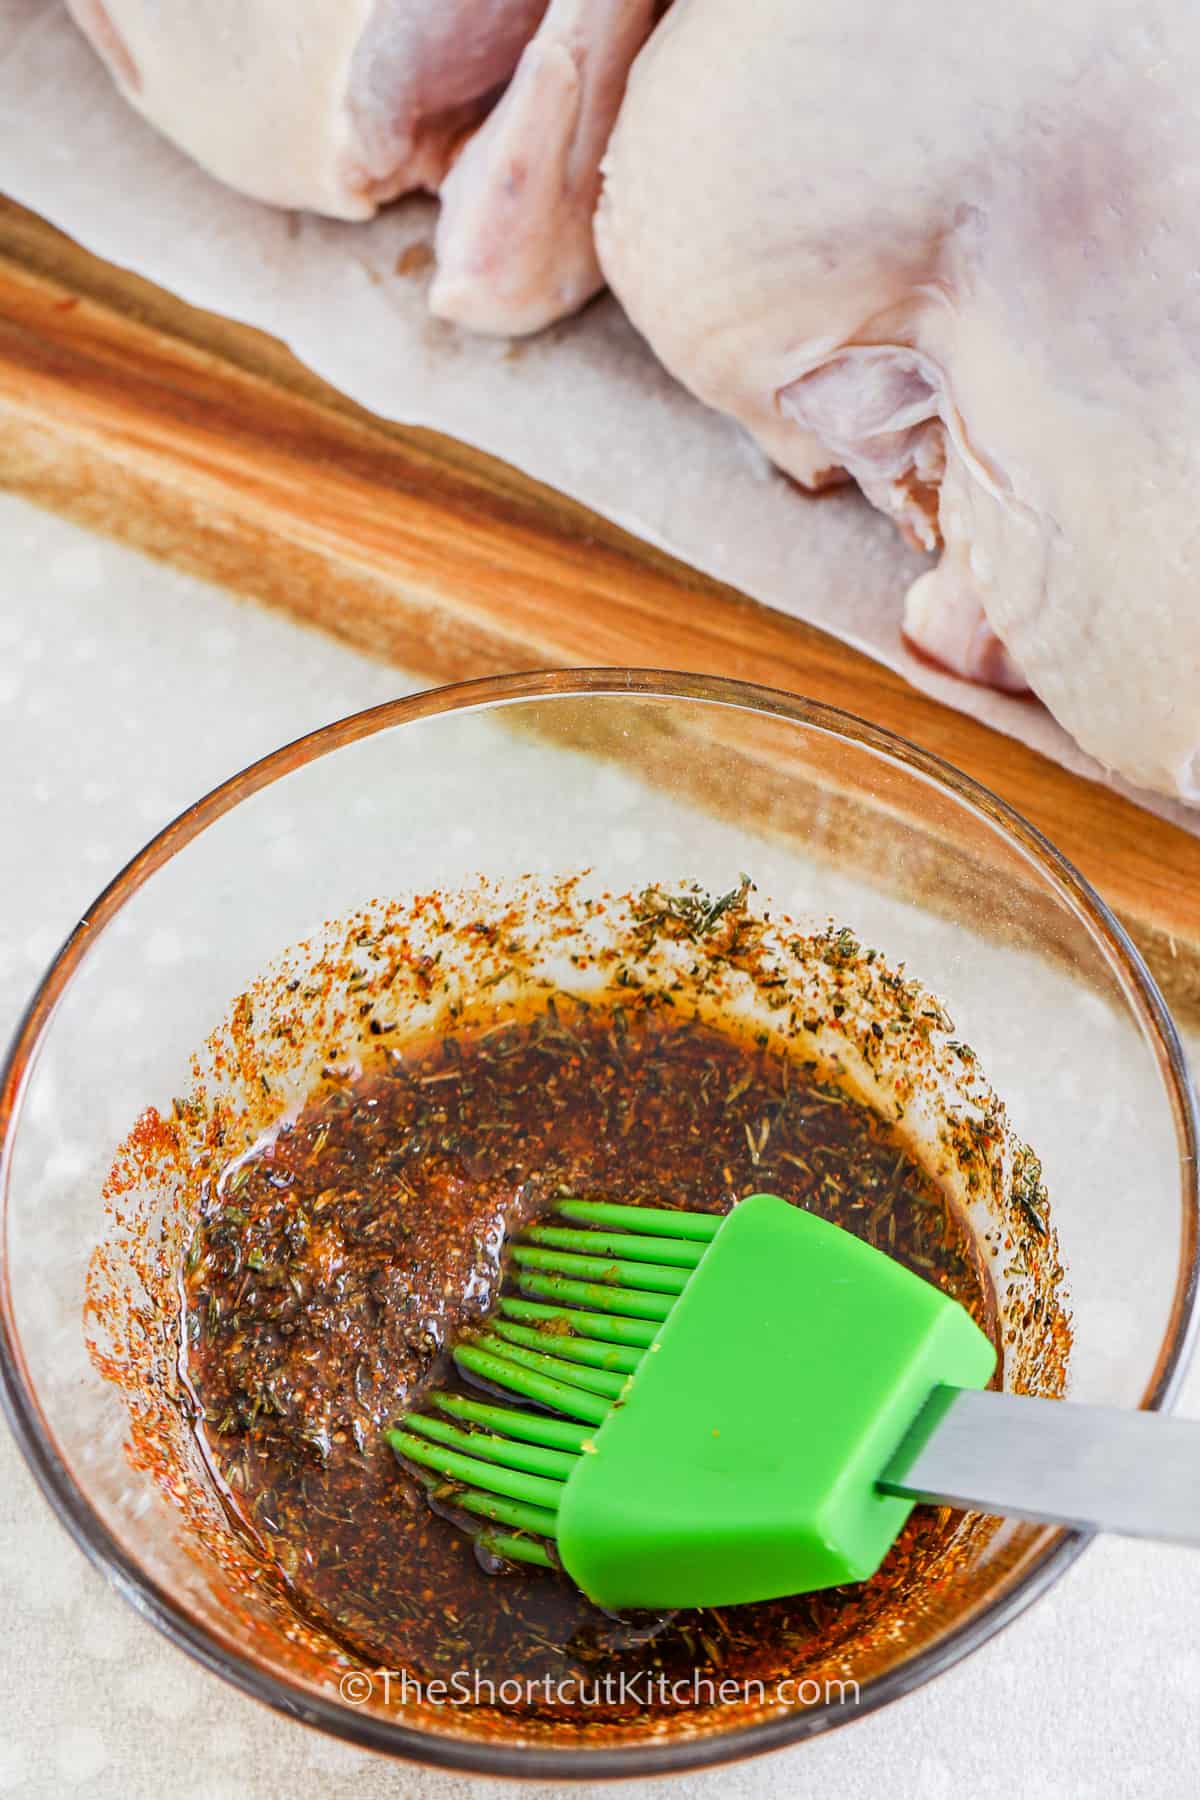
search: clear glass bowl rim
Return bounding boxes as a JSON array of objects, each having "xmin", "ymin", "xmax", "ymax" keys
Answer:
[{"xmin": 2, "ymin": 667, "xmax": 1197, "ymax": 1779}]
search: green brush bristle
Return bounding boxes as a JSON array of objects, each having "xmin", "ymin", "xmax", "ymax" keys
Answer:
[{"xmin": 387, "ymin": 1199, "xmax": 699, "ymax": 1563}]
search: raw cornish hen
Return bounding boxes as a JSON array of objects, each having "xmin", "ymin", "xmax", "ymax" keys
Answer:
[
  {"xmin": 597, "ymin": 1, "xmax": 1200, "ymax": 800},
  {"xmin": 66, "ymin": 0, "xmax": 654, "ymax": 333}
]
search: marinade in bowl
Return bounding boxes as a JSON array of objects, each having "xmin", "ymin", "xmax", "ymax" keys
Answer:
[{"xmin": 86, "ymin": 873, "xmax": 1070, "ymax": 1746}]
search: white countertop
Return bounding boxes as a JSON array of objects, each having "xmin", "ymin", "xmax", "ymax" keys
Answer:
[{"xmin": 1, "ymin": 490, "xmax": 1198, "ymax": 1800}]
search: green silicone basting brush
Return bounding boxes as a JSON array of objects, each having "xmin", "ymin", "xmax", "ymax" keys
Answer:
[{"xmin": 388, "ymin": 1194, "xmax": 1200, "ymax": 1611}]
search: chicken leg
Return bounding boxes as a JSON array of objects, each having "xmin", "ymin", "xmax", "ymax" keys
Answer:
[{"xmin": 430, "ymin": 0, "xmax": 658, "ymax": 336}]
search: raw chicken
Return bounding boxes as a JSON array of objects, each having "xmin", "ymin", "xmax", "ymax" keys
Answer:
[
  {"xmin": 65, "ymin": 0, "xmax": 653, "ymax": 337},
  {"xmin": 597, "ymin": 1, "xmax": 1200, "ymax": 799},
  {"xmin": 66, "ymin": 1, "xmax": 549, "ymax": 217},
  {"xmin": 430, "ymin": 0, "xmax": 658, "ymax": 336}
]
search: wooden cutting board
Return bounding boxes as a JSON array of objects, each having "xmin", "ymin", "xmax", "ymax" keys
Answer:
[{"xmin": 1, "ymin": 194, "xmax": 1198, "ymax": 1017}]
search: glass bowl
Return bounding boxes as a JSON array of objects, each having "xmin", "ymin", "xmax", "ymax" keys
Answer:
[{"xmin": 1, "ymin": 669, "xmax": 1196, "ymax": 1779}]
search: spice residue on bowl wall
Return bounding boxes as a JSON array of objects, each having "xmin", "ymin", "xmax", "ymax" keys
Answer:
[{"xmin": 87, "ymin": 875, "xmax": 1070, "ymax": 1747}]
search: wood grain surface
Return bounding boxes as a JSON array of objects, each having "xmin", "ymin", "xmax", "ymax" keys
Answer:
[{"xmin": 0, "ymin": 195, "xmax": 1197, "ymax": 1014}]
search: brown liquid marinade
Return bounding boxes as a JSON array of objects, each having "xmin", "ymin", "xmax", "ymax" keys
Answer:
[
  {"xmin": 183, "ymin": 1006, "xmax": 994, "ymax": 1715},
  {"xmin": 89, "ymin": 876, "xmax": 1070, "ymax": 1743}
]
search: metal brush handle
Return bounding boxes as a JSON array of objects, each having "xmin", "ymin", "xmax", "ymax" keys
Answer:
[{"xmin": 879, "ymin": 1385, "xmax": 1200, "ymax": 1545}]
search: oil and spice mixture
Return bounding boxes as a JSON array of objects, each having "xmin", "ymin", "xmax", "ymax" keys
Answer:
[{"xmin": 181, "ymin": 997, "xmax": 998, "ymax": 1721}]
